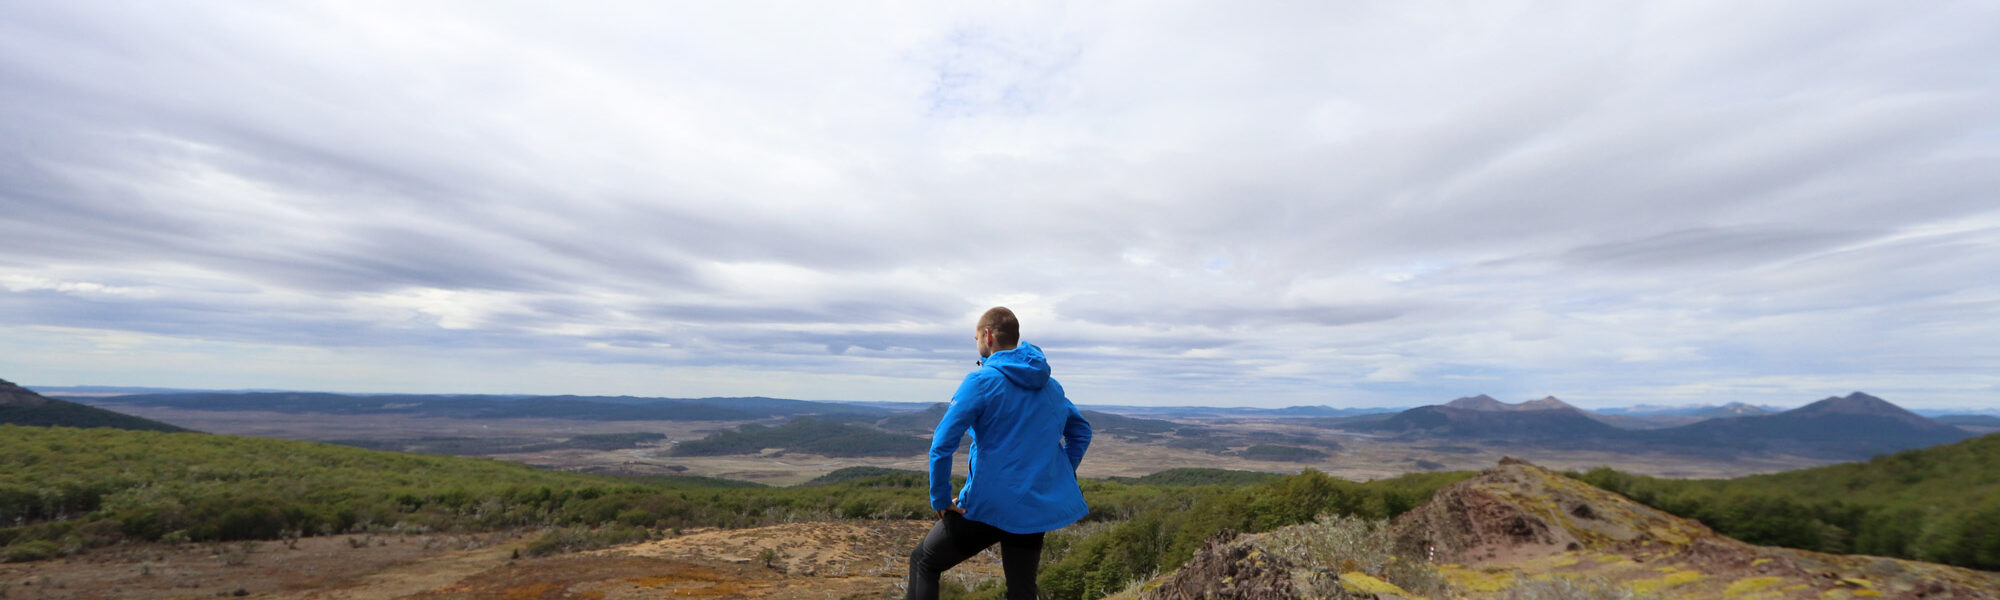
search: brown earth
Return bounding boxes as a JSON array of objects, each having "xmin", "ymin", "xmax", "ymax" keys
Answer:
[
  {"xmin": 1, "ymin": 521, "xmax": 1001, "ymax": 600},
  {"xmin": 0, "ymin": 531, "xmax": 524, "ymax": 599}
]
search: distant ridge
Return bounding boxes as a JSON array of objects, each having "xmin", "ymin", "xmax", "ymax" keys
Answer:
[
  {"xmin": 1441, "ymin": 394, "xmax": 1510, "ymax": 411},
  {"xmin": 1936, "ymin": 414, "xmax": 2000, "ymax": 428},
  {"xmin": 1645, "ymin": 392, "xmax": 1974, "ymax": 458},
  {"xmin": 1694, "ymin": 402, "xmax": 1774, "ymax": 418},
  {"xmin": 1348, "ymin": 391, "xmax": 1972, "ymax": 459},
  {"xmin": 1440, "ymin": 394, "xmax": 1579, "ymax": 412},
  {"xmin": 1357, "ymin": 395, "xmax": 1621, "ymax": 444},
  {"xmin": 75, "ymin": 391, "xmax": 888, "ymax": 421},
  {"xmin": 1596, "ymin": 402, "xmax": 1777, "ymax": 417},
  {"xmin": 0, "ymin": 378, "xmax": 192, "ymax": 432}
]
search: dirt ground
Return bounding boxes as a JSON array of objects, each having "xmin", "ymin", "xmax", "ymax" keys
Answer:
[
  {"xmin": 1, "ymin": 521, "xmax": 998, "ymax": 600},
  {"xmin": 0, "ymin": 531, "xmax": 525, "ymax": 599}
]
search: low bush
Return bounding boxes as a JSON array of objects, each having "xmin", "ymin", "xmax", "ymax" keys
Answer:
[
  {"xmin": 523, "ymin": 525, "xmax": 654, "ymax": 557},
  {"xmin": 2, "ymin": 540, "xmax": 59, "ymax": 563}
]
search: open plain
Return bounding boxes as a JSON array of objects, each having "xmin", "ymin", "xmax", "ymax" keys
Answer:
[{"xmin": 80, "ymin": 401, "xmax": 1837, "ymax": 484}]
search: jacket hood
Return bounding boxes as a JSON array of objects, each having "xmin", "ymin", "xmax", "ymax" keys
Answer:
[{"xmin": 983, "ymin": 343, "xmax": 1051, "ymax": 390}]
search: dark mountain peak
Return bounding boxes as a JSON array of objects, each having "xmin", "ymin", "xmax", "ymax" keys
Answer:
[
  {"xmin": 1518, "ymin": 396, "xmax": 1577, "ymax": 411},
  {"xmin": 1442, "ymin": 394, "xmax": 1577, "ymax": 412},
  {"xmin": 1650, "ymin": 392, "xmax": 1971, "ymax": 459},
  {"xmin": 0, "ymin": 378, "xmax": 51, "ymax": 408},
  {"xmin": 1789, "ymin": 392, "xmax": 1919, "ymax": 419},
  {"xmin": 1443, "ymin": 394, "xmax": 1507, "ymax": 411}
]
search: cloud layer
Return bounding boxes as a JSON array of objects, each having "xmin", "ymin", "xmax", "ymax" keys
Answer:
[{"xmin": 3, "ymin": 2, "xmax": 1996, "ymax": 408}]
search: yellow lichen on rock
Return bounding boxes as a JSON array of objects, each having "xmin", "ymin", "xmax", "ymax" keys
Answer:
[
  {"xmin": 1725, "ymin": 576, "xmax": 1785, "ymax": 598},
  {"xmin": 1438, "ymin": 564, "xmax": 1512, "ymax": 593},
  {"xmin": 1630, "ymin": 569, "xmax": 1704, "ymax": 594},
  {"xmin": 1339, "ymin": 571, "xmax": 1412, "ymax": 597}
]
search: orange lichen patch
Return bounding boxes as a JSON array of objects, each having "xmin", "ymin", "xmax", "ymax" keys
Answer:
[
  {"xmin": 496, "ymin": 582, "xmax": 592, "ymax": 600},
  {"xmin": 621, "ymin": 566, "xmax": 771, "ymax": 595},
  {"xmin": 624, "ymin": 566, "xmax": 734, "ymax": 587}
]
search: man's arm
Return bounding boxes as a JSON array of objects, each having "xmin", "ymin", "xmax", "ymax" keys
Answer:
[
  {"xmin": 1062, "ymin": 401, "xmax": 1091, "ymax": 472},
  {"xmin": 928, "ymin": 375, "xmax": 983, "ymax": 515}
]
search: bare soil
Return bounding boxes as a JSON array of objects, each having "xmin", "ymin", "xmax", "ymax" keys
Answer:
[
  {"xmin": 0, "ymin": 531, "xmax": 524, "ymax": 600},
  {"xmin": 0, "ymin": 521, "xmax": 1001, "ymax": 600}
]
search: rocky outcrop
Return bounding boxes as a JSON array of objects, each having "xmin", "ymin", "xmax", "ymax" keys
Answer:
[
  {"xmin": 1144, "ymin": 458, "xmax": 2000, "ymax": 599},
  {"xmin": 1389, "ymin": 456, "xmax": 1702, "ymax": 565},
  {"xmin": 1141, "ymin": 530, "xmax": 1302, "ymax": 600}
]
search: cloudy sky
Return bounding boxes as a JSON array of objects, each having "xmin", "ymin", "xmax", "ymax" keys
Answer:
[{"xmin": 2, "ymin": 2, "xmax": 1996, "ymax": 409}]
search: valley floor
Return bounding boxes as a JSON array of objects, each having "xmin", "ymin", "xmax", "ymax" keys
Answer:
[{"xmin": 87, "ymin": 403, "xmax": 1843, "ymax": 485}]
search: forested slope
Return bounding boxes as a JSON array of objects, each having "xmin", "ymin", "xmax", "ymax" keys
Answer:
[{"xmin": 1573, "ymin": 432, "xmax": 2000, "ymax": 570}]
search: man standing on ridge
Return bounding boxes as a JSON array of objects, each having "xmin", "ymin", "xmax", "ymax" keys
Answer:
[{"xmin": 907, "ymin": 306, "xmax": 1092, "ymax": 600}]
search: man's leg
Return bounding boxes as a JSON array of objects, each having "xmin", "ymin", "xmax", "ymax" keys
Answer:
[
  {"xmin": 907, "ymin": 513, "xmax": 1000, "ymax": 600},
  {"xmin": 996, "ymin": 530, "xmax": 1046, "ymax": 600}
]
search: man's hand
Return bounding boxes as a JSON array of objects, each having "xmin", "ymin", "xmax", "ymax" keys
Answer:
[{"xmin": 934, "ymin": 500, "xmax": 966, "ymax": 520}]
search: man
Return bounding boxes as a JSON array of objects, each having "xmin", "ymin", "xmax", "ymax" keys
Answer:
[{"xmin": 907, "ymin": 307, "xmax": 1092, "ymax": 600}]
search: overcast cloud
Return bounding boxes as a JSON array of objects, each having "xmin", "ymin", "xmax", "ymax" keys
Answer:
[{"xmin": 2, "ymin": 1, "xmax": 1996, "ymax": 409}]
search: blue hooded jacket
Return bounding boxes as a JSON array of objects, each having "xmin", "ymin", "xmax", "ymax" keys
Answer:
[{"xmin": 928, "ymin": 342, "xmax": 1092, "ymax": 534}]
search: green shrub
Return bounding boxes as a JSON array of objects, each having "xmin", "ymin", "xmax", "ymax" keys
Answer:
[
  {"xmin": 1238, "ymin": 444, "xmax": 1328, "ymax": 462},
  {"xmin": 523, "ymin": 525, "xmax": 653, "ymax": 557},
  {"xmin": 2, "ymin": 540, "xmax": 58, "ymax": 563}
]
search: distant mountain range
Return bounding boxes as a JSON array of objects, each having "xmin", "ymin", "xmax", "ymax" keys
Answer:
[
  {"xmin": 1642, "ymin": 392, "xmax": 1977, "ymax": 459},
  {"xmin": 1935, "ymin": 414, "xmax": 2000, "ymax": 428},
  {"xmin": 1352, "ymin": 395, "xmax": 1624, "ymax": 445},
  {"xmin": 1342, "ymin": 392, "xmax": 1974, "ymax": 460},
  {"xmin": 69, "ymin": 391, "xmax": 888, "ymax": 422},
  {"xmin": 42, "ymin": 381, "xmax": 1984, "ymax": 461},
  {"xmin": 0, "ymin": 379, "xmax": 192, "ymax": 432},
  {"xmin": 1594, "ymin": 402, "xmax": 1780, "ymax": 417},
  {"xmin": 874, "ymin": 402, "xmax": 1188, "ymax": 440}
]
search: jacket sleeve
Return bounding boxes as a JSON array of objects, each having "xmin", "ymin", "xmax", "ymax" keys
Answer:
[
  {"xmin": 1062, "ymin": 401, "xmax": 1091, "ymax": 472},
  {"xmin": 929, "ymin": 374, "xmax": 983, "ymax": 511}
]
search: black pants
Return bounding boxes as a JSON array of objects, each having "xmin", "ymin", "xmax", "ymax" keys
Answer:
[{"xmin": 907, "ymin": 512, "xmax": 1045, "ymax": 600}]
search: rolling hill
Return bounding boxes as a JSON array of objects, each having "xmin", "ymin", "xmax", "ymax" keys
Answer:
[
  {"xmin": 1640, "ymin": 392, "xmax": 1975, "ymax": 459},
  {"xmin": 0, "ymin": 378, "xmax": 191, "ymax": 432},
  {"xmin": 1343, "ymin": 392, "xmax": 1972, "ymax": 460},
  {"xmin": 1346, "ymin": 395, "xmax": 1625, "ymax": 445}
]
